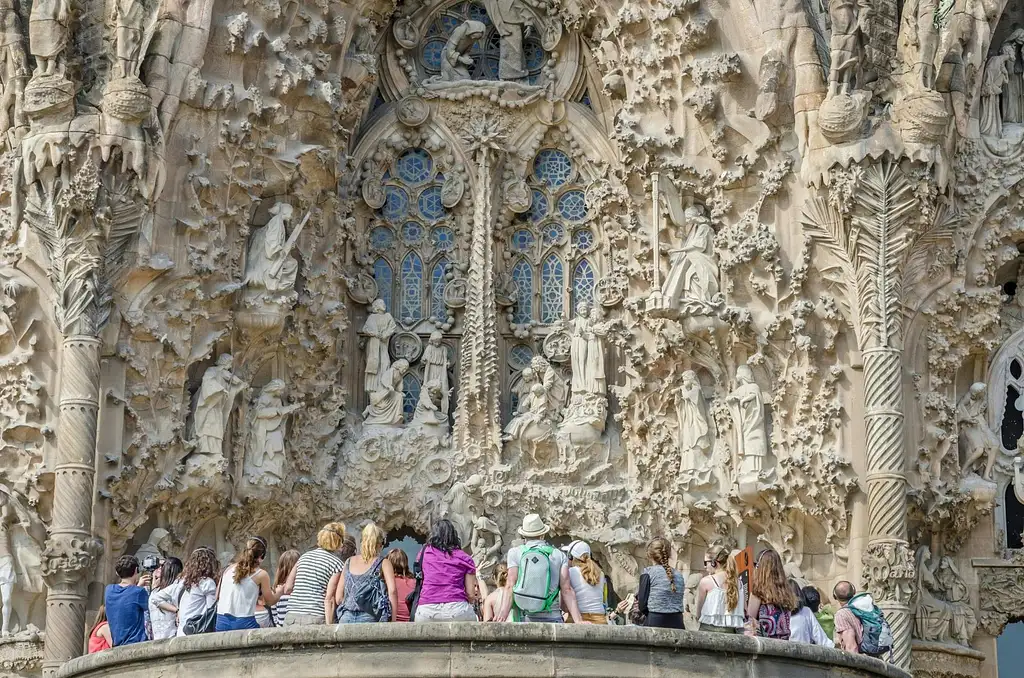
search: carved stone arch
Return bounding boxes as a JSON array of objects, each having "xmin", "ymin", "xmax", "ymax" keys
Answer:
[{"xmin": 986, "ymin": 324, "xmax": 1024, "ymax": 450}]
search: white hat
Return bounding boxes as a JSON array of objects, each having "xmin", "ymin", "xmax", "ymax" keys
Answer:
[
  {"xmin": 518, "ymin": 513, "xmax": 550, "ymax": 538},
  {"xmin": 561, "ymin": 540, "xmax": 591, "ymax": 560}
]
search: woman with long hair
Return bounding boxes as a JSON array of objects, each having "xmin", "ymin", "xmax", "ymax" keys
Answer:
[
  {"xmin": 788, "ymin": 579, "xmax": 833, "ymax": 646},
  {"xmin": 387, "ymin": 548, "xmax": 416, "ymax": 622},
  {"xmin": 482, "ymin": 563, "xmax": 509, "ymax": 622},
  {"xmin": 696, "ymin": 547, "xmax": 745, "ymax": 633},
  {"xmin": 413, "ymin": 519, "xmax": 479, "ymax": 622},
  {"xmin": 746, "ymin": 549, "xmax": 796, "ymax": 639},
  {"xmin": 174, "ymin": 547, "xmax": 219, "ymax": 636},
  {"xmin": 562, "ymin": 541, "xmax": 608, "ymax": 624},
  {"xmin": 216, "ymin": 537, "xmax": 280, "ymax": 631},
  {"xmin": 270, "ymin": 549, "xmax": 299, "ymax": 626},
  {"xmin": 282, "ymin": 522, "xmax": 347, "ymax": 625},
  {"xmin": 329, "ymin": 523, "xmax": 398, "ymax": 623},
  {"xmin": 87, "ymin": 605, "xmax": 112, "ymax": 653},
  {"xmin": 147, "ymin": 556, "xmax": 184, "ymax": 639},
  {"xmin": 638, "ymin": 537, "xmax": 685, "ymax": 629}
]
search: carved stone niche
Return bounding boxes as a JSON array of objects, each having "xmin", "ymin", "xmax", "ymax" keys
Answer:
[
  {"xmin": 972, "ymin": 557, "xmax": 1024, "ymax": 638},
  {"xmin": 910, "ymin": 640, "xmax": 986, "ymax": 678}
]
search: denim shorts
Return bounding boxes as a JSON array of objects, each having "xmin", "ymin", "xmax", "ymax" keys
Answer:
[{"xmin": 337, "ymin": 609, "xmax": 378, "ymax": 624}]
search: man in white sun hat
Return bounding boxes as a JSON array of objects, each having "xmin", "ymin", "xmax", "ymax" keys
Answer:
[{"xmin": 495, "ymin": 514, "xmax": 584, "ymax": 623}]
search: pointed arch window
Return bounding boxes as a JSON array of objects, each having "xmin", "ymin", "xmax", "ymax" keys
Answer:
[
  {"xmin": 541, "ymin": 254, "xmax": 564, "ymax": 323},
  {"xmin": 431, "ymin": 258, "xmax": 449, "ymax": 323},
  {"xmin": 373, "ymin": 258, "xmax": 394, "ymax": 312},
  {"xmin": 511, "ymin": 259, "xmax": 534, "ymax": 324},
  {"xmin": 572, "ymin": 258, "xmax": 596, "ymax": 311},
  {"xmin": 400, "ymin": 252, "xmax": 424, "ymax": 323},
  {"xmin": 402, "ymin": 373, "xmax": 421, "ymax": 423}
]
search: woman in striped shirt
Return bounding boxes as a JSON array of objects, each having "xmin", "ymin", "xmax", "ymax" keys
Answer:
[{"xmin": 282, "ymin": 523, "xmax": 347, "ymax": 625}]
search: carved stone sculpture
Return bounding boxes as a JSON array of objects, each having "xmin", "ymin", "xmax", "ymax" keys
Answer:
[
  {"xmin": 441, "ymin": 474, "xmax": 483, "ymax": 544},
  {"xmin": 0, "ymin": 493, "xmax": 15, "ymax": 637},
  {"xmin": 0, "ymin": 0, "xmax": 25, "ymax": 147},
  {"xmin": 246, "ymin": 380, "xmax": 301, "ymax": 484},
  {"xmin": 193, "ymin": 354, "xmax": 246, "ymax": 461},
  {"xmin": 412, "ymin": 380, "xmax": 449, "ymax": 436},
  {"xmin": 363, "ymin": 359, "xmax": 409, "ymax": 426},
  {"xmin": 676, "ymin": 370, "xmax": 711, "ymax": 474},
  {"xmin": 530, "ymin": 356, "xmax": 566, "ymax": 422},
  {"xmin": 980, "ymin": 44, "xmax": 1013, "ymax": 138},
  {"xmin": 728, "ymin": 364, "xmax": 768, "ymax": 478},
  {"xmin": 423, "ymin": 332, "xmax": 450, "ymax": 415},
  {"xmin": 504, "ymin": 380, "xmax": 554, "ymax": 461},
  {"xmin": 436, "ymin": 20, "xmax": 486, "ymax": 83},
  {"xmin": 244, "ymin": 203, "xmax": 304, "ymax": 296},
  {"xmin": 481, "ymin": 0, "xmax": 533, "ymax": 80},
  {"xmin": 661, "ymin": 205, "xmax": 720, "ymax": 314},
  {"xmin": 957, "ymin": 383, "xmax": 999, "ymax": 480},
  {"xmin": 0, "ymin": 489, "xmax": 43, "ymax": 638},
  {"xmin": 362, "ymin": 299, "xmax": 397, "ymax": 395},
  {"xmin": 470, "ymin": 515, "xmax": 503, "ymax": 582},
  {"xmin": 568, "ymin": 303, "xmax": 611, "ymax": 397},
  {"xmin": 913, "ymin": 546, "xmax": 977, "ymax": 647},
  {"xmin": 28, "ymin": 0, "xmax": 69, "ymax": 77}
]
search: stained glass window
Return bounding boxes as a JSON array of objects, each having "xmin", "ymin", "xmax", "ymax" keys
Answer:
[
  {"xmin": 382, "ymin": 186, "xmax": 409, "ymax": 223},
  {"xmin": 402, "ymin": 373, "xmax": 421, "ymax": 423},
  {"xmin": 541, "ymin": 254, "xmax": 564, "ymax": 322},
  {"xmin": 431, "ymin": 258, "xmax": 449, "ymax": 323},
  {"xmin": 370, "ymin": 226, "xmax": 395, "ymax": 250},
  {"xmin": 527, "ymin": 190, "xmax": 548, "ymax": 223},
  {"xmin": 580, "ymin": 89, "xmax": 593, "ymax": 110},
  {"xmin": 400, "ymin": 252, "xmax": 423, "ymax": 323},
  {"xmin": 509, "ymin": 344, "xmax": 534, "ymax": 370},
  {"xmin": 558, "ymin": 190, "xmax": 587, "ymax": 222},
  {"xmin": 432, "ymin": 227, "xmax": 455, "ymax": 252},
  {"xmin": 534, "ymin": 149, "xmax": 573, "ymax": 188},
  {"xmin": 396, "ymin": 149, "xmax": 433, "ymax": 185},
  {"xmin": 573, "ymin": 229, "xmax": 594, "ymax": 252},
  {"xmin": 418, "ymin": 186, "xmax": 444, "ymax": 221},
  {"xmin": 572, "ymin": 259, "xmax": 596, "ymax": 312},
  {"xmin": 543, "ymin": 222, "xmax": 565, "ymax": 246},
  {"xmin": 511, "ymin": 260, "xmax": 533, "ymax": 324},
  {"xmin": 401, "ymin": 221, "xmax": 424, "ymax": 244},
  {"xmin": 511, "ymin": 229, "xmax": 535, "ymax": 253},
  {"xmin": 373, "ymin": 258, "xmax": 393, "ymax": 311}
]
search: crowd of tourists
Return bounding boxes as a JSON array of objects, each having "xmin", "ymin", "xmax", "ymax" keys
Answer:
[{"xmin": 90, "ymin": 513, "xmax": 892, "ymax": 661}]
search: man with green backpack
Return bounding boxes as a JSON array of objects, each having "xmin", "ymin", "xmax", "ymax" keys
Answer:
[{"xmin": 494, "ymin": 514, "xmax": 585, "ymax": 623}]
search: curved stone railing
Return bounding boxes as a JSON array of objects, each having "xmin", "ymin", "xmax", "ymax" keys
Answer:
[{"xmin": 58, "ymin": 623, "xmax": 911, "ymax": 678}]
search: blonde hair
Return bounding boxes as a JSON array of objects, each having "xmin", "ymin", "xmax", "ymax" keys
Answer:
[
  {"xmin": 494, "ymin": 562, "xmax": 509, "ymax": 588},
  {"xmin": 647, "ymin": 537, "xmax": 676, "ymax": 592},
  {"xmin": 234, "ymin": 537, "xmax": 267, "ymax": 583},
  {"xmin": 574, "ymin": 553, "xmax": 603, "ymax": 587},
  {"xmin": 360, "ymin": 523, "xmax": 385, "ymax": 562},
  {"xmin": 751, "ymin": 549, "xmax": 797, "ymax": 610},
  {"xmin": 317, "ymin": 522, "xmax": 346, "ymax": 552},
  {"xmin": 724, "ymin": 549, "xmax": 741, "ymax": 611}
]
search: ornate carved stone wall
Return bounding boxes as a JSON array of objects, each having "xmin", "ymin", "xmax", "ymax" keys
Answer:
[{"xmin": 3, "ymin": 0, "xmax": 1024, "ymax": 676}]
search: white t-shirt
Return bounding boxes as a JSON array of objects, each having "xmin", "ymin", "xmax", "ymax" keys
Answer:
[
  {"xmin": 790, "ymin": 606, "xmax": 834, "ymax": 647},
  {"xmin": 506, "ymin": 540, "xmax": 568, "ymax": 621},
  {"xmin": 175, "ymin": 578, "xmax": 216, "ymax": 636},
  {"xmin": 568, "ymin": 567, "xmax": 605, "ymax": 614},
  {"xmin": 148, "ymin": 581, "xmax": 183, "ymax": 640}
]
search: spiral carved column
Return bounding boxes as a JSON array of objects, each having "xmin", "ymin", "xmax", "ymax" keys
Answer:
[
  {"xmin": 861, "ymin": 346, "xmax": 915, "ymax": 670},
  {"xmin": 41, "ymin": 336, "xmax": 104, "ymax": 677}
]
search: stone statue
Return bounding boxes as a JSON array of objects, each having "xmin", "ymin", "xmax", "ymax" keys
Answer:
[
  {"xmin": 913, "ymin": 545, "xmax": 976, "ymax": 647},
  {"xmin": 246, "ymin": 380, "xmax": 301, "ymax": 484},
  {"xmin": 481, "ymin": 0, "xmax": 534, "ymax": 80},
  {"xmin": 0, "ymin": 488, "xmax": 43, "ymax": 637},
  {"xmin": 362, "ymin": 299, "xmax": 397, "ymax": 395},
  {"xmin": 134, "ymin": 528, "xmax": 171, "ymax": 564},
  {"xmin": 661, "ymin": 205, "xmax": 720, "ymax": 312},
  {"xmin": 28, "ymin": 0, "xmax": 69, "ymax": 78},
  {"xmin": 728, "ymin": 364, "xmax": 768, "ymax": 477},
  {"xmin": 568, "ymin": 303, "xmax": 612, "ymax": 397},
  {"xmin": 193, "ymin": 354, "xmax": 246, "ymax": 460},
  {"xmin": 0, "ymin": 492, "xmax": 15, "ymax": 636},
  {"xmin": 980, "ymin": 44, "xmax": 1013, "ymax": 138},
  {"xmin": 441, "ymin": 474, "xmax": 483, "ymax": 544},
  {"xmin": 826, "ymin": 0, "xmax": 866, "ymax": 97},
  {"xmin": 437, "ymin": 20, "xmax": 486, "ymax": 82},
  {"xmin": 530, "ymin": 356, "xmax": 567, "ymax": 421},
  {"xmin": 676, "ymin": 370, "xmax": 711, "ymax": 472},
  {"xmin": 470, "ymin": 515, "xmax": 503, "ymax": 582},
  {"xmin": 244, "ymin": 203, "xmax": 306, "ymax": 295},
  {"xmin": 1003, "ymin": 31, "xmax": 1024, "ymax": 124},
  {"xmin": 423, "ymin": 332, "xmax": 450, "ymax": 415},
  {"xmin": 363, "ymin": 358, "xmax": 409, "ymax": 426},
  {"xmin": 0, "ymin": 0, "xmax": 25, "ymax": 143},
  {"xmin": 504, "ymin": 381, "xmax": 554, "ymax": 461},
  {"xmin": 412, "ymin": 380, "xmax": 448, "ymax": 435},
  {"xmin": 111, "ymin": 0, "xmax": 148, "ymax": 80},
  {"xmin": 958, "ymin": 383, "xmax": 999, "ymax": 480}
]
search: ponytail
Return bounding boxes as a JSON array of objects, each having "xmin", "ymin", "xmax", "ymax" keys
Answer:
[
  {"xmin": 647, "ymin": 537, "xmax": 676, "ymax": 593},
  {"xmin": 234, "ymin": 537, "xmax": 267, "ymax": 584},
  {"xmin": 576, "ymin": 554, "xmax": 603, "ymax": 587},
  {"xmin": 725, "ymin": 549, "xmax": 740, "ymax": 611}
]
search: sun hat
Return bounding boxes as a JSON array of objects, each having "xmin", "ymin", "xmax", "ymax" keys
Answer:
[
  {"xmin": 561, "ymin": 540, "xmax": 591, "ymax": 560},
  {"xmin": 518, "ymin": 513, "xmax": 550, "ymax": 538}
]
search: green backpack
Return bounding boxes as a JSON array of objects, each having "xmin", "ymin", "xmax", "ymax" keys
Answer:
[{"xmin": 512, "ymin": 544, "xmax": 559, "ymax": 614}]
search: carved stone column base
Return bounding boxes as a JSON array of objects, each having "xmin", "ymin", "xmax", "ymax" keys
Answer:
[
  {"xmin": 0, "ymin": 636, "xmax": 44, "ymax": 678},
  {"xmin": 910, "ymin": 640, "xmax": 985, "ymax": 678}
]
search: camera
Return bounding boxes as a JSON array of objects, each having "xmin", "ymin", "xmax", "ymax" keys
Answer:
[{"xmin": 141, "ymin": 555, "xmax": 161, "ymax": 573}]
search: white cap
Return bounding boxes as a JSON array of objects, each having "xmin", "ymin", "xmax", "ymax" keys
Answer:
[{"xmin": 561, "ymin": 540, "xmax": 591, "ymax": 560}]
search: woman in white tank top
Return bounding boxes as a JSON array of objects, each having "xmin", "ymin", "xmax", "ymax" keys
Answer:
[
  {"xmin": 696, "ymin": 547, "xmax": 745, "ymax": 633},
  {"xmin": 216, "ymin": 537, "xmax": 280, "ymax": 631}
]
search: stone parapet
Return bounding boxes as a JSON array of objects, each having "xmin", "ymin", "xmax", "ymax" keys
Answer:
[{"xmin": 57, "ymin": 624, "xmax": 911, "ymax": 678}]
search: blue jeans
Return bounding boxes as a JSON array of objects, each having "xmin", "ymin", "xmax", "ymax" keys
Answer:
[
  {"xmin": 337, "ymin": 610, "xmax": 377, "ymax": 624},
  {"xmin": 216, "ymin": 614, "xmax": 260, "ymax": 631}
]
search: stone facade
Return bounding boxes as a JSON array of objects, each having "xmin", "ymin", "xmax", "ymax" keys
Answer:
[{"xmin": 0, "ymin": 0, "xmax": 1022, "ymax": 676}]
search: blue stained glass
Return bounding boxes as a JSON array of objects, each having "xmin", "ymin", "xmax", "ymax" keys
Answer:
[
  {"xmin": 431, "ymin": 258, "xmax": 449, "ymax": 323},
  {"xmin": 542, "ymin": 222, "xmax": 565, "ymax": 246},
  {"xmin": 509, "ymin": 344, "xmax": 534, "ymax": 370},
  {"xmin": 400, "ymin": 252, "xmax": 423, "ymax": 323},
  {"xmin": 527, "ymin": 190, "xmax": 548, "ymax": 223},
  {"xmin": 370, "ymin": 226, "xmax": 395, "ymax": 250},
  {"xmin": 418, "ymin": 185, "xmax": 444, "ymax": 221},
  {"xmin": 423, "ymin": 39, "xmax": 446, "ymax": 70},
  {"xmin": 402, "ymin": 373, "xmax": 421, "ymax": 423},
  {"xmin": 511, "ymin": 229, "xmax": 535, "ymax": 253},
  {"xmin": 371, "ymin": 90, "xmax": 386, "ymax": 112},
  {"xmin": 401, "ymin": 221, "xmax": 424, "ymax": 244},
  {"xmin": 396, "ymin": 149, "xmax": 433, "ymax": 185},
  {"xmin": 541, "ymin": 254, "xmax": 564, "ymax": 323},
  {"xmin": 581, "ymin": 90, "xmax": 593, "ymax": 110},
  {"xmin": 382, "ymin": 186, "xmax": 409, "ymax": 223},
  {"xmin": 572, "ymin": 259, "xmax": 596, "ymax": 312},
  {"xmin": 468, "ymin": 2, "xmax": 490, "ymax": 23},
  {"xmin": 573, "ymin": 229, "xmax": 595, "ymax": 251},
  {"xmin": 373, "ymin": 258, "xmax": 393, "ymax": 312},
  {"xmin": 533, "ymin": 149, "xmax": 573, "ymax": 188},
  {"xmin": 511, "ymin": 259, "xmax": 533, "ymax": 324},
  {"xmin": 432, "ymin": 227, "xmax": 455, "ymax": 251},
  {"xmin": 558, "ymin": 190, "xmax": 587, "ymax": 222},
  {"xmin": 440, "ymin": 15, "xmax": 462, "ymax": 34},
  {"xmin": 525, "ymin": 39, "xmax": 545, "ymax": 71}
]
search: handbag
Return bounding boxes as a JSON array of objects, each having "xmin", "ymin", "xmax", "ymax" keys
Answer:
[
  {"xmin": 182, "ymin": 604, "xmax": 216, "ymax": 635},
  {"xmin": 406, "ymin": 548, "xmax": 426, "ymax": 620},
  {"xmin": 353, "ymin": 555, "xmax": 391, "ymax": 622}
]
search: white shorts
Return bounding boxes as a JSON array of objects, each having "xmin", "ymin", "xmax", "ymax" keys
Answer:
[
  {"xmin": 414, "ymin": 601, "xmax": 477, "ymax": 622},
  {"xmin": 0, "ymin": 555, "xmax": 15, "ymax": 586}
]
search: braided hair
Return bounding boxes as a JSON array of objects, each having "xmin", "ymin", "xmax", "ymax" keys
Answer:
[
  {"xmin": 647, "ymin": 537, "xmax": 676, "ymax": 592},
  {"xmin": 234, "ymin": 537, "xmax": 268, "ymax": 584}
]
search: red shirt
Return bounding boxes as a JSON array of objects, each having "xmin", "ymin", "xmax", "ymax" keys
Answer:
[
  {"xmin": 394, "ymin": 576, "xmax": 417, "ymax": 622},
  {"xmin": 88, "ymin": 622, "xmax": 111, "ymax": 654}
]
